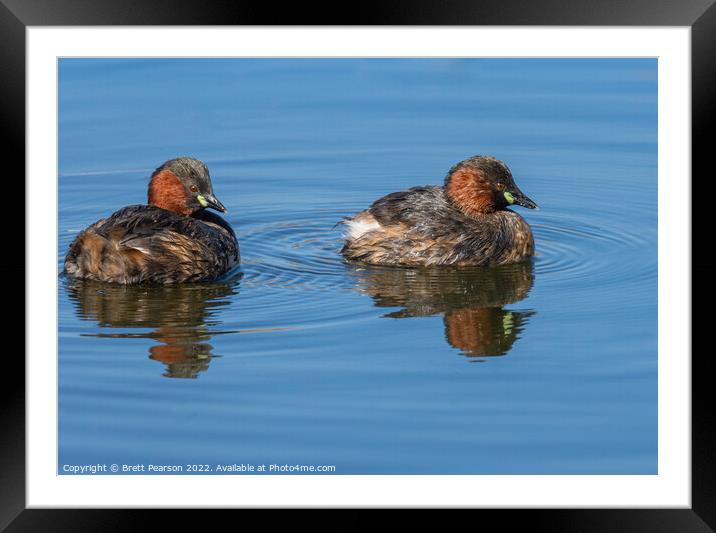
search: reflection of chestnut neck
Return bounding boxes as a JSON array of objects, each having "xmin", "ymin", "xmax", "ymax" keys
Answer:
[
  {"xmin": 148, "ymin": 325, "xmax": 212, "ymax": 379},
  {"xmin": 445, "ymin": 308, "xmax": 496, "ymax": 357},
  {"xmin": 148, "ymin": 169, "xmax": 192, "ymax": 215},
  {"xmin": 444, "ymin": 308, "xmax": 523, "ymax": 357},
  {"xmin": 445, "ymin": 168, "xmax": 495, "ymax": 216},
  {"xmin": 149, "ymin": 345, "xmax": 212, "ymax": 379},
  {"xmin": 150, "ymin": 326, "xmax": 198, "ymax": 361},
  {"xmin": 149, "ymin": 344, "xmax": 195, "ymax": 365}
]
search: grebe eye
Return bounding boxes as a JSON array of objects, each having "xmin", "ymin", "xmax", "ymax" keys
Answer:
[
  {"xmin": 190, "ymin": 185, "xmax": 198, "ymax": 193},
  {"xmin": 496, "ymin": 183, "xmax": 505, "ymax": 191}
]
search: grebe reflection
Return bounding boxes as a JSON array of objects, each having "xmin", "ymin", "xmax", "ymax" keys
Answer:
[
  {"xmin": 349, "ymin": 261, "xmax": 535, "ymax": 358},
  {"xmin": 64, "ymin": 275, "xmax": 241, "ymax": 378}
]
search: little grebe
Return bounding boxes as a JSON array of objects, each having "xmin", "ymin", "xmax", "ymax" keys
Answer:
[
  {"xmin": 341, "ymin": 155, "xmax": 537, "ymax": 266},
  {"xmin": 63, "ymin": 157, "xmax": 239, "ymax": 284}
]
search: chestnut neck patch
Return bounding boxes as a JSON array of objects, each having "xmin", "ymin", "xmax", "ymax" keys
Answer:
[
  {"xmin": 445, "ymin": 167, "xmax": 496, "ymax": 217},
  {"xmin": 148, "ymin": 169, "xmax": 192, "ymax": 216}
]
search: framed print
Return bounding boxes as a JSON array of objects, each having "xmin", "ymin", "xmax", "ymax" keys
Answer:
[{"xmin": 5, "ymin": 0, "xmax": 714, "ymax": 529}]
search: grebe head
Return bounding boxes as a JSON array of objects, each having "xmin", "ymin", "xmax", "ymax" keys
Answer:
[
  {"xmin": 148, "ymin": 157, "xmax": 227, "ymax": 216},
  {"xmin": 444, "ymin": 155, "xmax": 538, "ymax": 217}
]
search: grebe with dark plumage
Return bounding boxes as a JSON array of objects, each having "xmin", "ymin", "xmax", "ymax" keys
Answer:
[
  {"xmin": 340, "ymin": 155, "xmax": 538, "ymax": 267},
  {"xmin": 63, "ymin": 157, "xmax": 239, "ymax": 284}
]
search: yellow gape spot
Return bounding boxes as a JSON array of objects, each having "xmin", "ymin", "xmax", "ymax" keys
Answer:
[
  {"xmin": 197, "ymin": 195, "xmax": 209, "ymax": 207},
  {"xmin": 504, "ymin": 191, "xmax": 515, "ymax": 204},
  {"xmin": 502, "ymin": 312, "xmax": 514, "ymax": 336}
]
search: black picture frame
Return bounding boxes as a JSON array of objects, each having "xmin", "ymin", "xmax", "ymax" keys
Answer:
[{"xmin": 5, "ymin": 0, "xmax": 712, "ymax": 529}]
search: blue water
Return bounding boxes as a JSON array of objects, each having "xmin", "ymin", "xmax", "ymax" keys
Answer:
[{"xmin": 58, "ymin": 58, "xmax": 657, "ymax": 474}]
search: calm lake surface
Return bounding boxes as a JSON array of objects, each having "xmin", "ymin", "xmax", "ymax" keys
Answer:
[{"xmin": 58, "ymin": 58, "xmax": 657, "ymax": 474}]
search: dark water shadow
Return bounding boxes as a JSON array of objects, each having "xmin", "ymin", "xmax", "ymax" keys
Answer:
[
  {"xmin": 348, "ymin": 261, "xmax": 536, "ymax": 359},
  {"xmin": 64, "ymin": 274, "xmax": 242, "ymax": 378}
]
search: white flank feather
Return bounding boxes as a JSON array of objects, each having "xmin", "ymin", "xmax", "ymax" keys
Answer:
[{"xmin": 345, "ymin": 218, "xmax": 381, "ymax": 239}]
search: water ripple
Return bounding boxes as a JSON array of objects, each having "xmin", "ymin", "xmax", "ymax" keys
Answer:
[
  {"xmin": 233, "ymin": 200, "xmax": 655, "ymax": 303},
  {"xmin": 237, "ymin": 207, "xmax": 350, "ymax": 292},
  {"xmin": 532, "ymin": 211, "xmax": 655, "ymax": 297}
]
